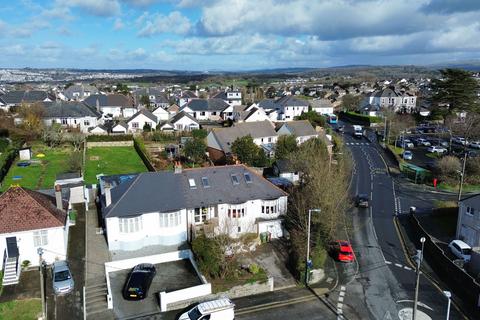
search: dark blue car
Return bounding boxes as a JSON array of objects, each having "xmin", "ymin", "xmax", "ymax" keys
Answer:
[{"xmin": 122, "ymin": 263, "xmax": 156, "ymax": 300}]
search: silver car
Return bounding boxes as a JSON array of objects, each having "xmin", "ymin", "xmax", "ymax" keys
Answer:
[{"xmin": 52, "ymin": 260, "xmax": 74, "ymax": 295}]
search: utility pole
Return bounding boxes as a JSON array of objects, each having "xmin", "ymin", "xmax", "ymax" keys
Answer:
[
  {"xmin": 443, "ymin": 291, "xmax": 451, "ymax": 320},
  {"xmin": 37, "ymin": 247, "xmax": 46, "ymax": 320},
  {"xmin": 413, "ymin": 237, "xmax": 426, "ymax": 320},
  {"xmin": 458, "ymin": 152, "xmax": 467, "ymax": 202},
  {"xmin": 305, "ymin": 208, "xmax": 321, "ymax": 286}
]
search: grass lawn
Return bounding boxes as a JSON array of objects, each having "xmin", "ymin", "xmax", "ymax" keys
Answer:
[
  {"xmin": 0, "ymin": 299, "xmax": 42, "ymax": 320},
  {"xmin": 1, "ymin": 142, "xmax": 73, "ymax": 191},
  {"xmin": 437, "ymin": 182, "xmax": 480, "ymax": 193},
  {"xmin": 84, "ymin": 147, "xmax": 148, "ymax": 184}
]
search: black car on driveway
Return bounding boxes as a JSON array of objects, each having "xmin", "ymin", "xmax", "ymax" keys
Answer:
[
  {"xmin": 122, "ymin": 263, "xmax": 156, "ymax": 300},
  {"xmin": 355, "ymin": 194, "xmax": 369, "ymax": 208}
]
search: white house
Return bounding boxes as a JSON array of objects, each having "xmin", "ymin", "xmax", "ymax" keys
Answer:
[
  {"xmin": 233, "ymin": 105, "xmax": 271, "ymax": 123},
  {"xmin": 275, "ymin": 95, "xmax": 309, "ymax": 121},
  {"xmin": 152, "ymin": 106, "xmax": 170, "ymax": 121},
  {"xmin": 40, "ymin": 101, "xmax": 100, "ymax": 133},
  {"xmin": 182, "ymin": 99, "xmax": 229, "ymax": 121},
  {"xmin": 0, "ymin": 186, "xmax": 69, "ymax": 285},
  {"xmin": 167, "ymin": 111, "xmax": 200, "ymax": 131},
  {"xmin": 0, "ymin": 90, "xmax": 53, "ymax": 111},
  {"xmin": 277, "ymin": 120, "xmax": 318, "ymax": 144},
  {"xmin": 89, "ymin": 124, "xmax": 109, "ymax": 135},
  {"xmin": 112, "ymin": 122, "xmax": 128, "ymax": 134},
  {"xmin": 63, "ymin": 84, "xmax": 99, "ymax": 101},
  {"xmin": 310, "ymin": 99, "xmax": 334, "ymax": 115},
  {"xmin": 99, "ymin": 165, "xmax": 288, "ymax": 253},
  {"xmin": 179, "ymin": 90, "xmax": 198, "ymax": 108},
  {"xmin": 127, "ymin": 109, "xmax": 157, "ymax": 132},
  {"xmin": 84, "ymin": 94, "xmax": 136, "ymax": 119},
  {"xmin": 366, "ymin": 87, "xmax": 417, "ymax": 113},
  {"xmin": 212, "ymin": 90, "xmax": 242, "ymax": 107},
  {"xmin": 456, "ymin": 194, "xmax": 480, "ymax": 247}
]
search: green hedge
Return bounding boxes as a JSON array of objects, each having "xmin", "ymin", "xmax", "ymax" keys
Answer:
[
  {"xmin": 340, "ymin": 111, "xmax": 382, "ymax": 125},
  {"xmin": 86, "ymin": 134, "xmax": 133, "ymax": 142},
  {"xmin": 133, "ymin": 137, "xmax": 156, "ymax": 172},
  {"xmin": 0, "ymin": 142, "xmax": 22, "ymax": 185}
]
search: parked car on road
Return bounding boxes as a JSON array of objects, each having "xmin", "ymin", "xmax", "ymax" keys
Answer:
[
  {"xmin": 122, "ymin": 263, "xmax": 156, "ymax": 300},
  {"xmin": 355, "ymin": 194, "xmax": 369, "ymax": 208},
  {"xmin": 427, "ymin": 146, "xmax": 447, "ymax": 154},
  {"xmin": 452, "ymin": 137, "xmax": 468, "ymax": 145},
  {"xmin": 52, "ymin": 261, "xmax": 74, "ymax": 295},
  {"xmin": 402, "ymin": 151, "xmax": 413, "ymax": 160},
  {"xmin": 417, "ymin": 138, "xmax": 431, "ymax": 147},
  {"xmin": 331, "ymin": 240, "xmax": 355, "ymax": 263},
  {"xmin": 448, "ymin": 240, "xmax": 472, "ymax": 263},
  {"xmin": 469, "ymin": 141, "xmax": 480, "ymax": 149},
  {"xmin": 403, "ymin": 139, "xmax": 414, "ymax": 148},
  {"xmin": 179, "ymin": 298, "xmax": 235, "ymax": 320}
]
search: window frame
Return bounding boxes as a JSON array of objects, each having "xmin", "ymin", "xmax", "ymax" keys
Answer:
[{"xmin": 33, "ymin": 230, "xmax": 48, "ymax": 247}]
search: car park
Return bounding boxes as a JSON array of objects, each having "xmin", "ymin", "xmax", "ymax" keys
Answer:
[
  {"xmin": 122, "ymin": 263, "xmax": 156, "ymax": 300},
  {"xmin": 402, "ymin": 150, "xmax": 413, "ymax": 160},
  {"xmin": 427, "ymin": 146, "xmax": 447, "ymax": 154},
  {"xmin": 452, "ymin": 137, "xmax": 468, "ymax": 145},
  {"xmin": 331, "ymin": 240, "xmax": 355, "ymax": 263},
  {"xmin": 52, "ymin": 260, "xmax": 74, "ymax": 295},
  {"xmin": 355, "ymin": 194, "xmax": 369, "ymax": 208},
  {"xmin": 416, "ymin": 138, "xmax": 431, "ymax": 147},
  {"xmin": 448, "ymin": 240, "xmax": 472, "ymax": 263},
  {"xmin": 179, "ymin": 298, "xmax": 235, "ymax": 320},
  {"xmin": 403, "ymin": 139, "xmax": 414, "ymax": 148}
]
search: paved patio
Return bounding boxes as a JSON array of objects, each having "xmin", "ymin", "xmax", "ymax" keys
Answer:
[{"xmin": 0, "ymin": 269, "xmax": 40, "ymax": 303}]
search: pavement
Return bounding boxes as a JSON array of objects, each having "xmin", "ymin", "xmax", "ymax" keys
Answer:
[{"xmin": 46, "ymin": 203, "xmax": 86, "ymax": 320}]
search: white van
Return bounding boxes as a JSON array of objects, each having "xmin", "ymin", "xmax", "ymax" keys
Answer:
[
  {"xmin": 448, "ymin": 240, "xmax": 472, "ymax": 263},
  {"xmin": 178, "ymin": 298, "xmax": 235, "ymax": 320}
]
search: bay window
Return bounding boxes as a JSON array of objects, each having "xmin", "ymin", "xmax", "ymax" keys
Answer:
[
  {"xmin": 159, "ymin": 211, "xmax": 182, "ymax": 228},
  {"xmin": 119, "ymin": 216, "xmax": 143, "ymax": 233}
]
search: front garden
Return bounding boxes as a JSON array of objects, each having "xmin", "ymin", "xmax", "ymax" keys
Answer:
[{"xmin": 0, "ymin": 299, "xmax": 42, "ymax": 320}]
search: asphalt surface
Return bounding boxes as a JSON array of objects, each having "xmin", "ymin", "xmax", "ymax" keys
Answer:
[{"xmin": 338, "ymin": 121, "xmax": 466, "ymax": 320}]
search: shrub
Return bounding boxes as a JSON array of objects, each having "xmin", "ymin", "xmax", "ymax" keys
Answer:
[
  {"xmin": 143, "ymin": 123, "xmax": 152, "ymax": 132},
  {"xmin": 0, "ymin": 138, "xmax": 9, "ymax": 153},
  {"xmin": 192, "ymin": 235, "xmax": 222, "ymax": 278},
  {"xmin": 311, "ymin": 246, "xmax": 328, "ymax": 269},
  {"xmin": 151, "ymin": 131, "xmax": 177, "ymax": 143},
  {"xmin": 248, "ymin": 263, "xmax": 260, "ymax": 275},
  {"xmin": 68, "ymin": 151, "xmax": 83, "ymax": 173},
  {"xmin": 21, "ymin": 260, "xmax": 31, "ymax": 270},
  {"xmin": 436, "ymin": 156, "xmax": 461, "ymax": 184},
  {"xmin": 191, "ymin": 129, "xmax": 208, "ymax": 140}
]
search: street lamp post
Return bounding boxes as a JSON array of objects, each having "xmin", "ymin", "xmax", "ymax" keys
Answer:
[
  {"xmin": 305, "ymin": 208, "xmax": 321, "ymax": 286},
  {"xmin": 457, "ymin": 152, "xmax": 468, "ymax": 202},
  {"xmin": 443, "ymin": 291, "xmax": 452, "ymax": 320},
  {"xmin": 37, "ymin": 247, "xmax": 46, "ymax": 320},
  {"xmin": 413, "ymin": 237, "xmax": 426, "ymax": 320}
]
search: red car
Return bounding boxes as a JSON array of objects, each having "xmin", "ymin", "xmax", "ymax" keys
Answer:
[{"xmin": 334, "ymin": 240, "xmax": 355, "ymax": 263}]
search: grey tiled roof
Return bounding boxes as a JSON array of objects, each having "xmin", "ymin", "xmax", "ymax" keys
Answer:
[
  {"xmin": 84, "ymin": 94, "xmax": 133, "ymax": 108},
  {"xmin": 310, "ymin": 99, "xmax": 333, "ymax": 109},
  {"xmin": 169, "ymin": 111, "xmax": 198, "ymax": 124},
  {"xmin": 1, "ymin": 90, "xmax": 51, "ymax": 104},
  {"xmin": 210, "ymin": 121, "xmax": 276, "ymax": 153},
  {"xmin": 186, "ymin": 98, "xmax": 229, "ymax": 111},
  {"xmin": 43, "ymin": 101, "xmax": 100, "ymax": 118},
  {"xmin": 127, "ymin": 109, "xmax": 157, "ymax": 123},
  {"xmin": 181, "ymin": 90, "xmax": 197, "ymax": 98},
  {"xmin": 275, "ymin": 95, "xmax": 309, "ymax": 107},
  {"xmin": 64, "ymin": 84, "xmax": 99, "ymax": 100},
  {"xmin": 102, "ymin": 165, "xmax": 287, "ymax": 218},
  {"xmin": 278, "ymin": 120, "xmax": 317, "ymax": 137},
  {"xmin": 258, "ymin": 99, "xmax": 276, "ymax": 110}
]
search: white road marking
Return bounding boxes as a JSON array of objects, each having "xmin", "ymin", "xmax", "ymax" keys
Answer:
[
  {"xmin": 395, "ymin": 263, "xmax": 403, "ymax": 268},
  {"xmin": 341, "ymin": 286, "xmax": 346, "ymax": 291},
  {"xmin": 385, "ymin": 260, "xmax": 392, "ymax": 265},
  {"xmin": 404, "ymin": 266, "xmax": 412, "ymax": 271},
  {"xmin": 338, "ymin": 296, "xmax": 344, "ymax": 302},
  {"xmin": 339, "ymin": 291, "xmax": 345, "ymax": 297}
]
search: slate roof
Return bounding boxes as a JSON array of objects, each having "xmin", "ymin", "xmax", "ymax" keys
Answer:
[
  {"xmin": 84, "ymin": 94, "xmax": 133, "ymax": 108},
  {"xmin": 275, "ymin": 95, "xmax": 309, "ymax": 107},
  {"xmin": 1, "ymin": 90, "xmax": 51, "ymax": 104},
  {"xmin": 210, "ymin": 121, "xmax": 276, "ymax": 153},
  {"xmin": 0, "ymin": 186, "xmax": 67, "ymax": 233},
  {"xmin": 133, "ymin": 88, "xmax": 169, "ymax": 104},
  {"xmin": 310, "ymin": 99, "xmax": 333, "ymax": 109},
  {"xmin": 278, "ymin": 120, "xmax": 317, "ymax": 137},
  {"xmin": 43, "ymin": 101, "xmax": 100, "ymax": 118},
  {"xmin": 181, "ymin": 90, "xmax": 198, "ymax": 98},
  {"xmin": 169, "ymin": 111, "xmax": 198, "ymax": 124},
  {"xmin": 64, "ymin": 84, "xmax": 99, "ymax": 100},
  {"xmin": 102, "ymin": 165, "xmax": 287, "ymax": 218},
  {"xmin": 186, "ymin": 98, "xmax": 229, "ymax": 111},
  {"xmin": 258, "ymin": 99, "xmax": 276, "ymax": 110},
  {"xmin": 127, "ymin": 109, "xmax": 157, "ymax": 123}
]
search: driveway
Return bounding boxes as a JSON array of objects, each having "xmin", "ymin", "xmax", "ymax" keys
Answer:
[
  {"xmin": 46, "ymin": 203, "xmax": 86, "ymax": 320},
  {"xmin": 109, "ymin": 259, "xmax": 202, "ymax": 319},
  {"xmin": 239, "ymin": 239, "xmax": 297, "ymax": 290}
]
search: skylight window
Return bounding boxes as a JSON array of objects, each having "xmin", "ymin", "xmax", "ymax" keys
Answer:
[
  {"xmin": 201, "ymin": 177, "xmax": 210, "ymax": 188},
  {"xmin": 244, "ymin": 173, "xmax": 252, "ymax": 183},
  {"xmin": 188, "ymin": 178, "xmax": 196, "ymax": 189},
  {"xmin": 231, "ymin": 174, "xmax": 240, "ymax": 185}
]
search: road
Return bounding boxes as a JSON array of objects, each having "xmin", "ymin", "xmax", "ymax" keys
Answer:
[{"xmin": 337, "ymin": 122, "xmax": 466, "ymax": 320}]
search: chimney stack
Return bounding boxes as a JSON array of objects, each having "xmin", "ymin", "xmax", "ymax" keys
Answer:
[
  {"xmin": 54, "ymin": 184, "xmax": 63, "ymax": 210},
  {"xmin": 104, "ymin": 183, "xmax": 112, "ymax": 207},
  {"xmin": 96, "ymin": 98, "xmax": 100, "ymax": 113}
]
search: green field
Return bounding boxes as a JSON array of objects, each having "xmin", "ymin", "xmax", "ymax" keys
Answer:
[
  {"xmin": 84, "ymin": 147, "xmax": 148, "ymax": 184},
  {"xmin": 0, "ymin": 299, "xmax": 41, "ymax": 320},
  {"xmin": 1, "ymin": 143, "xmax": 72, "ymax": 191}
]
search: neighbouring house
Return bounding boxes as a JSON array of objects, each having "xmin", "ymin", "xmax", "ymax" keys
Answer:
[
  {"xmin": 167, "ymin": 104, "xmax": 180, "ymax": 116},
  {"xmin": 0, "ymin": 90, "xmax": 54, "ymax": 111},
  {"xmin": 212, "ymin": 90, "xmax": 242, "ymax": 107},
  {"xmin": 84, "ymin": 94, "xmax": 136, "ymax": 119},
  {"xmin": 152, "ymin": 106, "xmax": 170, "ymax": 121},
  {"xmin": 456, "ymin": 194, "xmax": 480, "ymax": 247},
  {"xmin": 233, "ymin": 105, "xmax": 271, "ymax": 123},
  {"xmin": 133, "ymin": 87, "xmax": 169, "ymax": 109},
  {"xmin": 159, "ymin": 111, "xmax": 200, "ymax": 132},
  {"xmin": 89, "ymin": 124, "xmax": 109, "ymax": 135},
  {"xmin": 272, "ymin": 160, "xmax": 300, "ymax": 184},
  {"xmin": 54, "ymin": 173, "xmax": 86, "ymax": 204},
  {"xmin": 63, "ymin": 84, "xmax": 99, "ymax": 101},
  {"xmin": 207, "ymin": 120, "xmax": 278, "ymax": 163},
  {"xmin": 179, "ymin": 90, "xmax": 198, "ymax": 107},
  {"xmin": 29, "ymin": 101, "xmax": 100, "ymax": 133},
  {"xmin": 182, "ymin": 99, "xmax": 229, "ymax": 121},
  {"xmin": 310, "ymin": 99, "xmax": 334, "ymax": 115},
  {"xmin": 98, "ymin": 165, "xmax": 288, "ymax": 253},
  {"xmin": 365, "ymin": 87, "xmax": 417, "ymax": 113},
  {"xmin": 276, "ymin": 120, "xmax": 318, "ymax": 144},
  {"xmin": 358, "ymin": 103, "xmax": 382, "ymax": 117},
  {"xmin": 275, "ymin": 95, "xmax": 309, "ymax": 121},
  {"xmin": 112, "ymin": 122, "xmax": 128, "ymax": 134},
  {"xmin": 0, "ymin": 186, "xmax": 69, "ymax": 285},
  {"xmin": 127, "ymin": 109, "xmax": 157, "ymax": 133}
]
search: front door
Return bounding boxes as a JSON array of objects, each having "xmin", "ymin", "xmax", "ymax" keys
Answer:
[{"xmin": 6, "ymin": 237, "xmax": 19, "ymax": 258}]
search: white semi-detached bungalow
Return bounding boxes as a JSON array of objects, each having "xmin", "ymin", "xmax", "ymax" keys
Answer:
[
  {"xmin": 127, "ymin": 109, "xmax": 157, "ymax": 132},
  {"xmin": 99, "ymin": 165, "xmax": 288, "ymax": 254},
  {"xmin": 39, "ymin": 101, "xmax": 100, "ymax": 133}
]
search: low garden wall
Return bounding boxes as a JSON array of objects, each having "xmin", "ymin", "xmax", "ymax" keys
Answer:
[{"xmin": 86, "ymin": 141, "xmax": 134, "ymax": 148}]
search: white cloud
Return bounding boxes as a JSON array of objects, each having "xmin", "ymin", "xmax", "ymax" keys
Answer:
[
  {"xmin": 113, "ymin": 18, "xmax": 125, "ymax": 30},
  {"xmin": 138, "ymin": 11, "xmax": 191, "ymax": 36},
  {"xmin": 57, "ymin": 0, "xmax": 121, "ymax": 17},
  {"xmin": 431, "ymin": 23, "xmax": 480, "ymax": 50},
  {"xmin": 121, "ymin": 0, "xmax": 159, "ymax": 6}
]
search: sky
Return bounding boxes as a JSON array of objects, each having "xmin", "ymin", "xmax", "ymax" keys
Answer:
[{"xmin": 0, "ymin": 0, "xmax": 479, "ymax": 71}]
